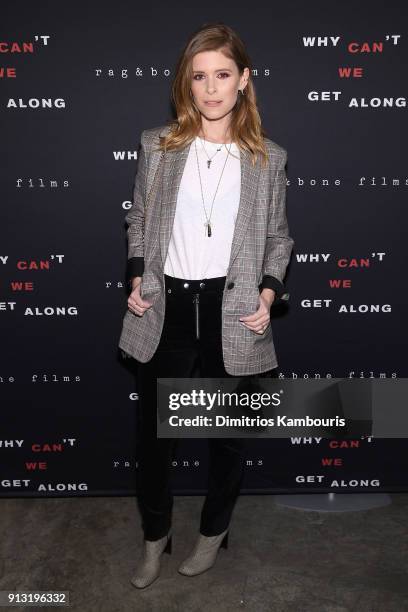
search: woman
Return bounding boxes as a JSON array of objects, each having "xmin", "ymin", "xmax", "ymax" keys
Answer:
[{"xmin": 119, "ymin": 22, "xmax": 294, "ymax": 589}]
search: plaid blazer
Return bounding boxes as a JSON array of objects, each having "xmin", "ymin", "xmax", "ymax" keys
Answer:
[{"xmin": 118, "ymin": 124, "xmax": 294, "ymax": 375}]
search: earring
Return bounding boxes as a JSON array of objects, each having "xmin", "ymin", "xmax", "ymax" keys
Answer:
[{"xmin": 238, "ymin": 88, "xmax": 245, "ymax": 95}]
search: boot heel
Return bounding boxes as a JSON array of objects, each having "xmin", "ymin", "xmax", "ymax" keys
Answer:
[
  {"xmin": 220, "ymin": 531, "xmax": 229, "ymax": 549},
  {"xmin": 164, "ymin": 534, "xmax": 172, "ymax": 554}
]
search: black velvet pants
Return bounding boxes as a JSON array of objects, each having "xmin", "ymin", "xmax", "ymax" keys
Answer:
[{"xmin": 135, "ymin": 273, "xmax": 274, "ymax": 541}]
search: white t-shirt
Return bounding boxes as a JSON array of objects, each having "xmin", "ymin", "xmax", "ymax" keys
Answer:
[{"xmin": 163, "ymin": 136, "xmax": 241, "ymax": 280}]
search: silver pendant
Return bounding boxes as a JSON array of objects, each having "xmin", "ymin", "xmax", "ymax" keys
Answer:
[
  {"xmin": 207, "ymin": 159, "xmax": 211, "ymax": 169},
  {"xmin": 204, "ymin": 221, "xmax": 212, "ymax": 237}
]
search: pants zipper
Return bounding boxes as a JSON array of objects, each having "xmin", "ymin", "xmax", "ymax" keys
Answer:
[{"xmin": 193, "ymin": 293, "xmax": 200, "ymax": 339}]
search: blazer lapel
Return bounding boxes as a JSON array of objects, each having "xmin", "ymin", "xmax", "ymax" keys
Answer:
[{"xmin": 159, "ymin": 140, "xmax": 262, "ymax": 275}]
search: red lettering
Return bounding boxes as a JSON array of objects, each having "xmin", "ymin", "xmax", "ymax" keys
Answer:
[
  {"xmin": 338, "ymin": 67, "xmax": 363, "ymax": 78},
  {"xmin": 10, "ymin": 281, "xmax": 34, "ymax": 291},
  {"xmin": 329, "ymin": 279, "xmax": 352, "ymax": 288}
]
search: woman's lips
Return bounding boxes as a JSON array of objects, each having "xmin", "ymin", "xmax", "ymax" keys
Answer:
[{"xmin": 204, "ymin": 101, "xmax": 222, "ymax": 106}]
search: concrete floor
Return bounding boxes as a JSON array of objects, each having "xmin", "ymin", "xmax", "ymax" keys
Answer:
[{"xmin": 1, "ymin": 493, "xmax": 407, "ymax": 612}]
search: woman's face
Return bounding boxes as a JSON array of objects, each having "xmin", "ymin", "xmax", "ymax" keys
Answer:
[{"xmin": 190, "ymin": 49, "xmax": 249, "ymax": 123}]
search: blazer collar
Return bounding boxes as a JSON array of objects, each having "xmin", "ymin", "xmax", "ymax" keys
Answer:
[{"xmin": 159, "ymin": 131, "xmax": 261, "ymax": 276}]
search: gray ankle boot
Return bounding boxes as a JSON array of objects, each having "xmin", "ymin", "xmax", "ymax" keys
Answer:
[
  {"xmin": 178, "ymin": 528, "xmax": 229, "ymax": 576},
  {"xmin": 130, "ymin": 530, "xmax": 172, "ymax": 589}
]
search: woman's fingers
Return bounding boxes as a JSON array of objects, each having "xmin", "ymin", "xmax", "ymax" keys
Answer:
[
  {"xmin": 128, "ymin": 288, "xmax": 152, "ymax": 316},
  {"xmin": 240, "ymin": 315, "xmax": 270, "ymax": 333},
  {"xmin": 128, "ymin": 301, "xmax": 151, "ymax": 315},
  {"xmin": 239, "ymin": 303, "xmax": 270, "ymax": 333}
]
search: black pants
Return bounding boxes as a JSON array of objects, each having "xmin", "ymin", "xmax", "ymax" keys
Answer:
[{"xmin": 135, "ymin": 273, "xmax": 274, "ymax": 541}]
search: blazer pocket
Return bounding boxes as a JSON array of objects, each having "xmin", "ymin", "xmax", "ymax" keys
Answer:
[
  {"xmin": 241, "ymin": 318, "xmax": 271, "ymax": 336},
  {"xmin": 140, "ymin": 273, "xmax": 160, "ymax": 301},
  {"xmin": 237, "ymin": 288, "xmax": 260, "ymax": 316},
  {"xmin": 235, "ymin": 318, "xmax": 272, "ymax": 358}
]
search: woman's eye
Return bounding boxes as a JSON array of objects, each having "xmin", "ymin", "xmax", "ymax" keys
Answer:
[{"xmin": 193, "ymin": 73, "xmax": 230, "ymax": 80}]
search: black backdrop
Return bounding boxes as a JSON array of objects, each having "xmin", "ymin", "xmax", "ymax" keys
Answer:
[{"xmin": 1, "ymin": 0, "xmax": 407, "ymax": 497}]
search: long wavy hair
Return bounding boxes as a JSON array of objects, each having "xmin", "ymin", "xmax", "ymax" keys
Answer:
[{"xmin": 157, "ymin": 22, "xmax": 270, "ymax": 168}]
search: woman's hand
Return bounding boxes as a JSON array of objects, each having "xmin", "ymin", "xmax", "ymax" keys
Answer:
[
  {"xmin": 239, "ymin": 289, "xmax": 276, "ymax": 334},
  {"xmin": 127, "ymin": 276, "xmax": 153, "ymax": 316}
]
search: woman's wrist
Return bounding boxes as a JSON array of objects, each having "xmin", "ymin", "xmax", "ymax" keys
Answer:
[
  {"xmin": 260, "ymin": 287, "xmax": 276, "ymax": 307},
  {"xmin": 131, "ymin": 276, "xmax": 142, "ymax": 290}
]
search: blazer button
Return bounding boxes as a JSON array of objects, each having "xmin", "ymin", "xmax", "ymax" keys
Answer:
[{"xmin": 227, "ymin": 282, "xmax": 235, "ymax": 289}]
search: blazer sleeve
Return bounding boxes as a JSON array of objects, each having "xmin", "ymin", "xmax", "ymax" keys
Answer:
[
  {"xmin": 259, "ymin": 149, "xmax": 294, "ymax": 303},
  {"xmin": 125, "ymin": 130, "xmax": 148, "ymax": 283}
]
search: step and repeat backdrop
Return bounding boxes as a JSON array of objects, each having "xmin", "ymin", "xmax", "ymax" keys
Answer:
[{"xmin": 1, "ymin": 1, "xmax": 407, "ymax": 497}]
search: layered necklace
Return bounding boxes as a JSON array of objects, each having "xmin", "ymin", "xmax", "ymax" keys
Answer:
[{"xmin": 194, "ymin": 135, "xmax": 232, "ymax": 237}]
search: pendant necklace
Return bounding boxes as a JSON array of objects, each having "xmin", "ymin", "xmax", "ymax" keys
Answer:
[
  {"xmin": 198, "ymin": 135, "xmax": 223, "ymax": 168},
  {"xmin": 194, "ymin": 139, "xmax": 232, "ymax": 237}
]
